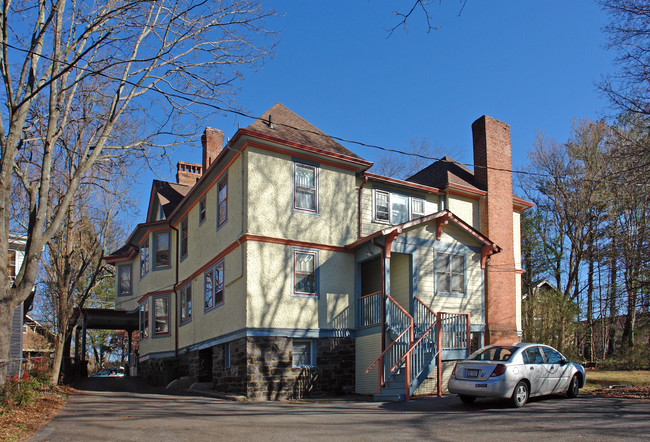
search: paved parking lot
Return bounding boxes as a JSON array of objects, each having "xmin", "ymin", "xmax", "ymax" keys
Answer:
[{"xmin": 30, "ymin": 377, "xmax": 649, "ymax": 441}]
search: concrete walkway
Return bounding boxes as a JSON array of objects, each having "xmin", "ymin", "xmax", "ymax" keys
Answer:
[{"xmin": 30, "ymin": 377, "xmax": 650, "ymax": 441}]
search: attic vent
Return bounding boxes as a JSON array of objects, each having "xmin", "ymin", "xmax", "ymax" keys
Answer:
[{"xmin": 268, "ymin": 114, "xmax": 274, "ymax": 129}]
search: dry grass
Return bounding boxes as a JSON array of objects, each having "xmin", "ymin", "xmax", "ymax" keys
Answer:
[{"xmin": 0, "ymin": 385, "xmax": 74, "ymax": 441}]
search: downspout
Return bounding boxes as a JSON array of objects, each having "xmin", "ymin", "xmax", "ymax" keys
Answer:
[
  {"xmin": 372, "ymin": 238, "xmax": 386, "ymax": 354},
  {"xmin": 170, "ymin": 224, "xmax": 179, "ymax": 359},
  {"xmin": 358, "ymin": 175, "xmax": 368, "ymax": 239}
]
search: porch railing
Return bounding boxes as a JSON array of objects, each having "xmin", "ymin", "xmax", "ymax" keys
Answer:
[
  {"xmin": 440, "ymin": 312, "xmax": 470, "ymax": 352},
  {"xmin": 358, "ymin": 291, "xmax": 382, "ymax": 327}
]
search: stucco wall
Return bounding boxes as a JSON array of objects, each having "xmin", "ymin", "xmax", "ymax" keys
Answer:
[
  {"xmin": 246, "ymin": 148, "xmax": 357, "ymax": 246},
  {"xmin": 245, "ymin": 241, "xmax": 354, "ymax": 330}
]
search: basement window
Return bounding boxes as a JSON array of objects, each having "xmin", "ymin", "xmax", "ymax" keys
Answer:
[{"xmin": 292, "ymin": 339, "xmax": 315, "ymax": 367}]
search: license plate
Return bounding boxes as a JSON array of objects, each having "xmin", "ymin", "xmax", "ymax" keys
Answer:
[
  {"xmin": 466, "ymin": 369, "xmax": 479, "ymax": 378},
  {"xmin": 475, "ymin": 383, "xmax": 487, "ymax": 388}
]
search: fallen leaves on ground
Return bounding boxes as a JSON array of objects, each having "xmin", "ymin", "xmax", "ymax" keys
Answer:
[
  {"xmin": 0, "ymin": 385, "xmax": 75, "ymax": 441},
  {"xmin": 587, "ymin": 386, "xmax": 650, "ymax": 400}
]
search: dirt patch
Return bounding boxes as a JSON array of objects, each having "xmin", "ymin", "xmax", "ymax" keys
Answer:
[
  {"xmin": 0, "ymin": 385, "xmax": 75, "ymax": 441},
  {"xmin": 588, "ymin": 386, "xmax": 650, "ymax": 400}
]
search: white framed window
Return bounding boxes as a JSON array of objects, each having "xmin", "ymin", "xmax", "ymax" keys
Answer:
[
  {"xmin": 204, "ymin": 260, "xmax": 224, "ymax": 311},
  {"xmin": 153, "ymin": 295, "xmax": 170, "ymax": 336},
  {"xmin": 294, "ymin": 162, "xmax": 318, "ymax": 213},
  {"xmin": 6, "ymin": 251, "xmax": 15, "ymax": 279},
  {"xmin": 118, "ymin": 264, "xmax": 132, "ymax": 296},
  {"xmin": 435, "ymin": 251, "xmax": 466, "ymax": 297},
  {"xmin": 140, "ymin": 237, "xmax": 149, "ymax": 278},
  {"xmin": 139, "ymin": 301, "xmax": 149, "ymax": 339},
  {"xmin": 391, "ymin": 194, "xmax": 409, "ymax": 224},
  {"xmin": 411, "ymin": 198, "xmax": 425, "ymax": 218},
  {"xmin": 292, "ymin": 339, "xmax": 315, "ymax": 367},
  {"xmin": 217, "ymin": 176, "xmax": 228, "ymax": 228},
  {"xmin": 180, "ymin": 283, "xmax": 192, "ymax": 325},
  {"xmin": 374, "ymin": 190, "xmax": 390, "ymax": 223},
  {"xmin": 293, "ymin": 250, "xmax": 317, "ymax": 296},
  {"xmin": 199, "ymin": 197, "xmax": 207, "ymax": 225}
]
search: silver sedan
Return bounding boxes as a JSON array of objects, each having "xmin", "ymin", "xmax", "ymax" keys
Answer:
[{"xmin": 448, "ymin": 343, "xmax": 586, "ymax": 407}]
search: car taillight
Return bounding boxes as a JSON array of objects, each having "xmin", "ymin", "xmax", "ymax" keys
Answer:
[
  {"xmin": 490, "ymin": 364, "xmax": 506, "ymax": 377},
  {"xmin": 451, "ymin": 363, "xmax": 457, "ymax": 377}
]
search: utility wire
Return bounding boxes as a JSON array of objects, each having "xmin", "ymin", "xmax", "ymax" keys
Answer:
[{"xmin": 3, "ymin": 41, "xmax": 649, "ymax": 186}]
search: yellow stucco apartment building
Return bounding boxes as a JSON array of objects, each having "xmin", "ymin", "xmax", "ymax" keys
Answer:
[{"xmin": 106, "ymin": 103, "xmax": 532, "ymax": 400}]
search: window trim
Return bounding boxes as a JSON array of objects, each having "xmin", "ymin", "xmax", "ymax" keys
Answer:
[
  {"xmin": 217, "ymin": 175, "xmax": 228, "ymax": 229},
  {"xmin": 411, "ymin": 197, "xmax": 425, "ymax": 218},
  {"xmin": 434, "ymin": 250, "xmax": 467, "ymax": 298},
  {"xmin": 292, "ymin": 339, "xmax": 316, "ymax": 367},
  {"xmin": 153, "ymin": 231, "xmax": 171, "ymax": 270},
  {"xmin": 152, "ymin": 294, "xmax": 171, "ymax": 337},
  {"xmin": 117, "ymin": 264, "xmax": 132, "ymax": 297},
  {"xmin": 180, "ymin": 216, "xmax": 189, "ymax": 261},
  {"xmin": 204, "ymin": 260, "xmax": 225, "ymax": 312},
  {"xmin": 139, "ymin": 300, "xmax": 149, "ymax": 340},
  {"xmin": 293, "ymin": 161, "xmax": 319, "ymax": 214},
  {"xmin": 373, "ymin": 189, "xmax": 391, "ymax": 224},
  {"xmin": 292, "ymin": 248, "xmax": 318, "ymax": 297},
  {"xmin": 179, "ymin": 283, "xmax": 192, "ymax": 326}
]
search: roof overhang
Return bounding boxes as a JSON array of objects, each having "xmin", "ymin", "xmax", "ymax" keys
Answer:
[{"xmin": 364, "ymin": 172, "xmax": 443, "ymax": 195}]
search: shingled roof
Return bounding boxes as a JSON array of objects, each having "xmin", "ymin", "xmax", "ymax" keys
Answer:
[
  {"xmin": 152, "ymin": 180, "xmax": 191, "ymax": 218},
  {"xmin": 246, "ymin": 103, "xmax": 365, "ymax": 161},
  {"xmin": 406, "ymin": 156, "xmax": 482, "ymax": 191}
]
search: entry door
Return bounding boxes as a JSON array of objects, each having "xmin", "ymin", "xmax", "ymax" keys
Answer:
[
  {"xmin": 361, "ymin": 256, "xmax": 382, "ymax": 296},
  {"xmin": 522, "ymin": 346, "xmax": 546, "ymax": 396}
]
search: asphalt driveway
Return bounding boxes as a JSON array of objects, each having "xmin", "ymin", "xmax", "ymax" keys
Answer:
[{"xmin": 30, "ymin": 377, "xmax": 649, "ymax": 441}]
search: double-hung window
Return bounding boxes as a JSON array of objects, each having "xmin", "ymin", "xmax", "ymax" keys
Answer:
[
  {"xmin": 294, "ymin": 162, "xmax": 318, "ymax": 213},
  {"xmin": 411, "ymin": 198, "xmax": 425, "ymax": 218},
  {"xmin": 154, "ymin": 231, "xmax": 171, "ymax": 269},
  {"xmin": 118, "ymin": 264, "xmax": 132, "ymax": 296},
  {"xmin": 140, "ymin": 237, "xmax": 149, "ymax": 278},
  {"xmin": 435, "ymin": 251, "xmax": 466, "ymax": 296},
  {"xmin": 292, "ymin": 339, "xmax": 314, "ymax": 367},
  {"xmin": 180, "ymin": 217, "xmax": 188, "ymax": 260},
  {"xmin": 374, "ymin": 190, "xmax": 412, "ymax": 225},
  {"xmin": 153, "ymin": 295, "xmax": 170, "ymax": 336},
  {"xmin": 293, "ymin": 250, "xmax": 317, "ymax": 296},
  {"xmin": 374, "ymin": 190, "xmax": 390, "ymax": 223},
  {"xmin": 139, "ymin": 301, "xmax": 149, "ymax": 339},
  {"xmin": 217, "ymin": 177, "xmax": 228, "ymax": 228},
  {"xmin": 204, "ymin": 261, "xmax": 225, "ymax": 311},
  {"xmin": 180, "ymin": 283, "xmax": 192, "ymax": 325}
]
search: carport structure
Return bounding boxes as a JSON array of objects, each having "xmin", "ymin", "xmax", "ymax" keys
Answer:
[{"xmin": 66, "ymin": 308, "xmax": 139, "ymax": 378}]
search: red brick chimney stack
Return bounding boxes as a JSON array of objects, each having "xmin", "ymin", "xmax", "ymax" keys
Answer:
[
  {"xmin": 202, "ymin": 127, "xmax": 224, "ymax": 173},
  {"xmin": 472, "ymin": 115, "xmax": 518, "ymax": 344},
  {"xmin": 176, "ymin": 161, "xmax": 202, "ymax": 186}
]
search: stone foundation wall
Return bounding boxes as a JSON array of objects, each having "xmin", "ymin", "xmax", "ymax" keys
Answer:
[
  {"xmin": 246, "ymin": 336, "xmax": 355, "ymax": 400},
  {"xmin": 212, "ymin": 338, "xmax": 247, "ymax": 395}
]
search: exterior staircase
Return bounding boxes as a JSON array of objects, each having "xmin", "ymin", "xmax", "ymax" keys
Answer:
[{"xmin": 364, "ymin": 294, "xmax": 469, "ymax": 401}]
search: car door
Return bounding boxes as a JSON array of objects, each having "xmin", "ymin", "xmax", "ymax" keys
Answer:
[
  {"xmin": 540, "ymin": 347, "xmax": 571, "ymax": 394},
  {"xmin": 522, "ymin": 346, "xmax": 546, "ymax": 396}
]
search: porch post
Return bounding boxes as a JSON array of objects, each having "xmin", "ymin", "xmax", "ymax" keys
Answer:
[
  {"xmin": 127, "ymin": 330, "xmax": 133, "ymax": 376},
  {"xmin": 436, "ymin": 312, "xmax": 442, "ymax": 397}
]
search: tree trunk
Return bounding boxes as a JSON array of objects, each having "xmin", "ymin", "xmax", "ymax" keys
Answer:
[{"xmin": 50, "ymin": 335, "xmax": 66, "ymax": 385}]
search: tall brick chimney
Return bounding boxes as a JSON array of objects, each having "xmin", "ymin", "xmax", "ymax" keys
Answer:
[
  {"xmin": 202, "ymin": 127, "xmax": 224, "ymax": 173},
  {"xmin": 472, "ymin": 115, "xmax": 518, "ymax": 344}
]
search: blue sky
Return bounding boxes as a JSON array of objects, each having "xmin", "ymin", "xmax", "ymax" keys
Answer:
[{"xmin": 136, "ymin": 0, "xmax": 615, "ymax": 214}]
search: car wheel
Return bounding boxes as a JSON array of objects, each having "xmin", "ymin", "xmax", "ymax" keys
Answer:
[
  {"xmin": 459, "ymin": 395, "xmax": 476, "ymax": 404},
  {"xmin": 566, "ymin": 375, "xmax": 580, "ymax": 398},
  {"xmin": 510, "ymin": 381, "xmax": 529, "ymax": 408}
]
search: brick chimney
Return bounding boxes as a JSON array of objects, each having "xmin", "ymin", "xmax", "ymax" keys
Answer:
[
  {"xmin": 176, "ymin": 161, "xmax": 202, "ymax": 186},
  {"xmin": 472, "ymin": 115, "xmax": 518, "ymax": 344},
  {"xmin": 202, "ymin": 127, "xmax": 224, "ymax": 173}
]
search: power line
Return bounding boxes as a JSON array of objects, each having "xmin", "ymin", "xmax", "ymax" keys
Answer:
[{"xmin": 3, "ymin": 41, "xmax": 649, "ymax": 186}]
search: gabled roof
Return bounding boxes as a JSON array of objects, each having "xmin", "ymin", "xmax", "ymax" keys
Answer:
[
  {"xmin": 245, "ymin": 103, "xmax": 366, "ymax": 162},
  {"xmin": 149, "ymin": 180, "xmax": 191, "ymax": 220},
  {"xmin": 406, "ymin": 156, "xmax": 481, "ymax": 191}
]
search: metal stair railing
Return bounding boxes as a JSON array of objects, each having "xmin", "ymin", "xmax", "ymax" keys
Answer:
[{"xmin": 364, "ymin": 294, "xmax": 413, "ymax": 400}]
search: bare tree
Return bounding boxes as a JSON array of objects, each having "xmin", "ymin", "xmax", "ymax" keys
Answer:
[
  {"xmin": 600, "ymin": 0, "xmax": 650, "ymax": 116},
  {"xmin": 0, "ymin": 0, "xmax": 276, "ymax": 372},
  {"xmin": 389, "ymin": 0, "xmax": 468, "ymax": 35}
]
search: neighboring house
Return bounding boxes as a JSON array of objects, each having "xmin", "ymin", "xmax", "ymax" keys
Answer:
[
  {"xmin": 7, "ymin": 235, "xmax": 27, "ymax": 363},
  {"xmin": 106, "ymin": 103, "xmax": 532, "ymax": 400},
  {"xmin": 22, "ymin": 315, "xmax": 56, "ymax": 358}
]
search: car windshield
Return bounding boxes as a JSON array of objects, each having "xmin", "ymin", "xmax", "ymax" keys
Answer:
[{"xmin": 468, "ymin": 346, "xmax": 516, "ymax": 362}]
